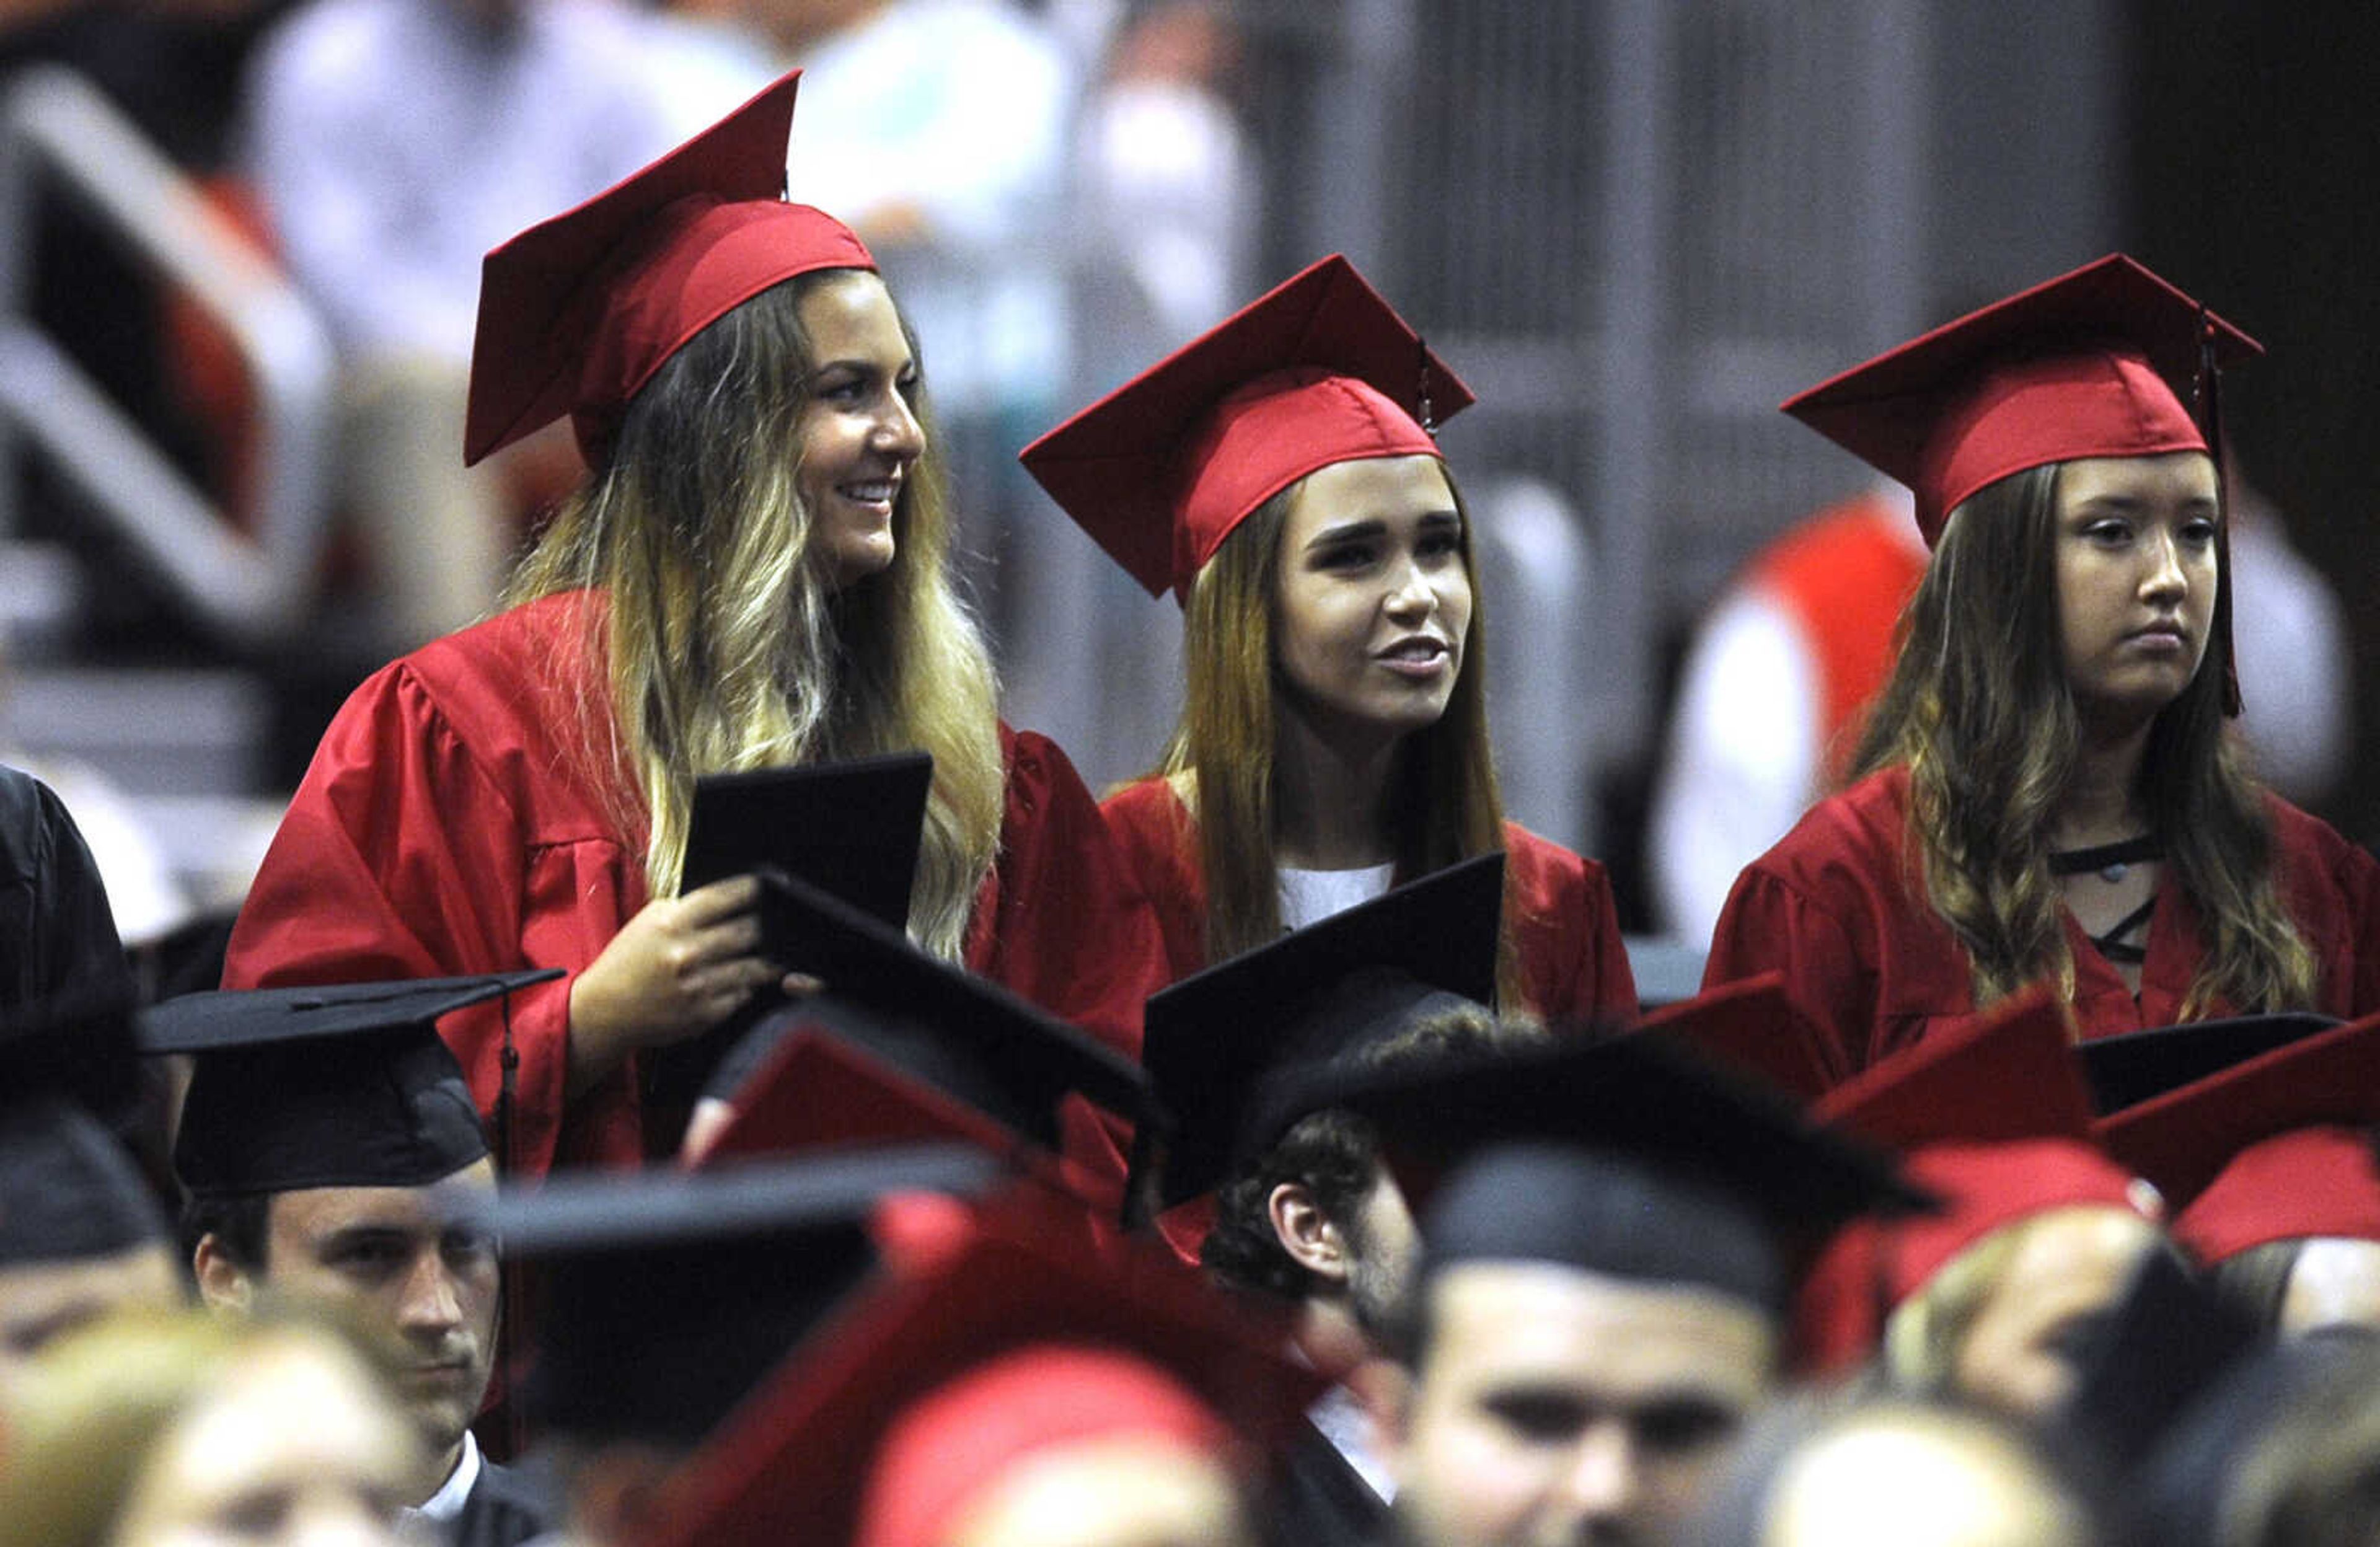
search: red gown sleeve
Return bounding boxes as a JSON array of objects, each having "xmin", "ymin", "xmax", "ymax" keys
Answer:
[
  {"xmin": 1098, "ymin": 777, "xmax": 1211, "ymax": 985},
  {"xmin": 1502, "ymin": 822, "xmax": 1639, "ymax": 1023},
  {"xmin": 2266, "ymin": 795, "xmax": 2380, "ymax": 1020},
  {"xmin": 1703, "ymin": 861, "xmax": 1879, "ymax": 1080},
  {"xmin": 964, "ymin": 729, "xmax": 1170, "ymax": 1218},
  {"xmin": 221, "ymin": 653, "xmax": 645, "ymax": 1177},
  {"xmin": 964, "ymin": 728, "xmax": 1170, "ymax": 1059}
]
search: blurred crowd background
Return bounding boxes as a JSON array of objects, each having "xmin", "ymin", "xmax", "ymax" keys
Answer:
[{"xmin": 0, "ymin": 0, "xmax": 2369, "ymax": 984}]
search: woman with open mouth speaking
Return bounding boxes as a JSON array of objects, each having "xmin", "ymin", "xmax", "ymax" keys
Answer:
[{"xmin": 1023, "ymin": 255, "xmax": 1637, "ymax": 1032}]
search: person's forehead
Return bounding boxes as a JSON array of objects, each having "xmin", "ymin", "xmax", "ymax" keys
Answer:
[
  {"xmin": 1282, "ymin": 454, "xmax": 1456, "ymax": 534},
  {"xmin": 1425, "ymin": 1261, "xmax": 1776, "ymax": 1391},
  {"xmin": 2054, "ymin": 450, "xmax": 2218, "ymax": 506},
  {"xmin": 1988, "ymin": 1206, "xmax": 2161, "ymax": 1306},
  {"xmin": 798, "ymin": 271, "xmax": 907, "ymax": 355},
  {"xmin": 0, "ymin": 1244, "xmax": 182, "ymax": 1336},
  {"xmin": 267, "ymin": 1159, "xmax": 496, "ymax": 1238},
  {"xmin": 143, "ymin": 1334, "xmax": 416, "ymax": 1497}
]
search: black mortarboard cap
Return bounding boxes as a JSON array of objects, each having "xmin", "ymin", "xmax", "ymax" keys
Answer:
[
  {"xmin": 736, "ymin": 873, "xmax": 1157, "ymax": 1153},
  {"xmin": 1327, "ymin": 1033, "xmax": 1925, "ymax": 1305},
  {"xmin": 0, "ymin": 992, "xmax": 169, "ymax": 1265},
  {"xmin": 2049, "ymin": 1246, "xmax": 2260, "ymax": 1483},
  {"xmin": 1137, "ymin": 853, "xmax": 1502, "ymax": 1211},
  {"xmin": 2078, "ymin": 1012, "xmax": 2341, "ymax": 1115},
  {"xmin": 484, "ymin": 1144, "xmax": 997, "ymax": 1448},
  {"xmin": 141, "ymin": 971, "xmax": 557, "ymax": 1197}
]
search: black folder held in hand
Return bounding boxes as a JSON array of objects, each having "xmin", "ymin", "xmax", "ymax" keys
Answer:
[
  {"xmin": 680, "ymin": 749, "xmax": 934, "ymax": 925},
  {"xmin": 651, "ymin": 751, "xmax": 935, "ymax": 1116}
]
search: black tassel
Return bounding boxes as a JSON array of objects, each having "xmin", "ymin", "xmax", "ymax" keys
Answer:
[{"xmin": 1416, "ymin": 335, "xmax": 1438, "ymax": 437}]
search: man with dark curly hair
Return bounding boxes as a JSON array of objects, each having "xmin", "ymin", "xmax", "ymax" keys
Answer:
[{"xmin": 1136, "ymin": 857, "xmax": 1532, "ymax": 1544}]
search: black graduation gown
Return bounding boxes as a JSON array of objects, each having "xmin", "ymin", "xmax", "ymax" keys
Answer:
[
  {"xmin": 1265, "ymin": 1417, "xmax": 1389, "ymax": 1547},
  {"xmin": 448, "ymin": 1458, "xmax": 552, "ymax": 1547},
  {"xmin": 0, "ymin": 762, "xmax": 128, "ymax": 1007}
]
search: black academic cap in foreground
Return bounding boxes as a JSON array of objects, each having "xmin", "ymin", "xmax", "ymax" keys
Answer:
[
  {"xmin": 1138, "ymin": 853, "xmax": 1502, "ymax": 1211},
  {"xmin": 482, "ymin": 1143, "xmax": 998, "ymax": 1448},
  {"xmin": 0, "ymin": 992, "xmax": 172, "ymax": 1265}
]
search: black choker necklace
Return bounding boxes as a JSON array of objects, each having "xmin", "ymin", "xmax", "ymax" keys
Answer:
[{"xmin": 2048, "ymin": 834, "xmax": 2164, "ymax": 884}]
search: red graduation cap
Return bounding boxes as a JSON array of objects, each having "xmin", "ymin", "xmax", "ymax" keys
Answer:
[
  {"xmin": 698, "ymin": 1025, "xmax": 1031, "ymax": 1163},
  {"xmin": 1811, "ymin": 985, "xmax": 2096, "ymax": 1152},
  {"xmin": 1782, "ymin": 253, "xmax": 2260, "ymax": 547},
  {"xmin": 1795, "ymin": 988, "xmax": 2153, "ymax": 1370},
  {"xmin": 464, "ymin": 69, "xmax": 875, "ymax": 468},
  {"xmin": 643, "ymin": 1182, "xmax": 1318, "ymax": 1547},
  {"xmin": 2094, "ymin": 1011, "xmax": 2380, "ymax": 1264},
  {"xmin": 1018, "ymin": 254, "xmax": 1475, "ymax": 601},
  {"xmin": 1632, "ymin": 972, "xmax": 1848, "ymax": 1104},
  {"xmin": 692, "ymin": 1022, "xmax": 1128, "ymax": 1214}
]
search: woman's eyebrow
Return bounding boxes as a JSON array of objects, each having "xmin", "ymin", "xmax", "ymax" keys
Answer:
[{"xmin": 1305, "ymin": 517, "xmax": 1388, "ymax": 547}]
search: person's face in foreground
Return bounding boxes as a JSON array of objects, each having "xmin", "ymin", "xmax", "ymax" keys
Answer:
[
  {"xmin": 1947, "ymin": 1206, "xmax": 2162, "ymax": 1422},
  {"xmin": 1391, "ymin": 1261, "xmax": 1775, "ymax": 1547},
  {"xmin": 108, "ymin": 1326, "xmax": 422, "ymax": 1547},
  {"xmin": 0, "ymin": 1241, "xmax": 183, "ymax": 1386}
]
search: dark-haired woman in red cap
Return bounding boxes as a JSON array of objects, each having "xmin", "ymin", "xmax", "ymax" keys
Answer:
[
  {"xmin": 1704, "ymin": 255, "xmax": 2380, "ymax": 1080},
  {"xmin": 219, "ymin": 72, "xmax": 1163, "ymax": 1179},
  {"xmin": 1021, "ymin": 256, "xmax": 1636, "ymax": 1025}
]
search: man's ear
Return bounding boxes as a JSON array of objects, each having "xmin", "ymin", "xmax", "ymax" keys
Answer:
[
  {"xmin": 192, "ymin": 1234, "xmax": 257, "ymax": 1313},
  {"xmin": 1269, "ymin": 1181, "xmax": 1351, "ymax": 1285}
]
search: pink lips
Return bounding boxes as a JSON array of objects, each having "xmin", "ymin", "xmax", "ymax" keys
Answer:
[{"xmin": 1377, "ymin": 637, "xmax": 1453, "ymax": 677}]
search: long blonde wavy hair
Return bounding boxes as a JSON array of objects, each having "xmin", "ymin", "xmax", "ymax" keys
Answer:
[
  {"xmin": 1155, "ymin": 463, "xmax": 1524, "ymax": 1008},
  {"xmin": 1850, "ymin": 459, "xmax": 2316, "ymax": 1016},
  {"xmin": 506, "ymin": 270, "xmax": 1005, "ymax": 959}
]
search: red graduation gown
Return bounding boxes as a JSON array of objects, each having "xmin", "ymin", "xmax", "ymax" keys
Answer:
[
  {"xmin": 222, "ymin": 592, "xmax": 1166, "ymax": 1178},
  {"xmin": 1099, "ymin": 776, "xmax": 1640, "ymax": 1023},
  {"xmin": 1703, "ymin": 765, "xmax": 2380, "ymax": 1081}
]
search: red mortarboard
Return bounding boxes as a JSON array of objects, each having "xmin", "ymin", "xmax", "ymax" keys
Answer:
[
  {"xmin": 853, "ymin": 1344, "xmax": 1236, "ymax": 1547},
  {"xmin": 1796, "ymin": 989, "xmax": 2153, "ymax": 1370},
  {"xmin": 464, "ymin": 69, "xmax": 875, "ymax": 467},
  {"xmin": 700, "ymin": 1025, "xmax": 1031, "ymax": 1164},
  {"xmin": 1018, "ymin": 254, "xmax": 1475, "ymax": 601},
  {"xmin": 2174, "ymin": 1129, "xmax": 2380, "ymax": 1265},
  {"xmin": 1782, "ymin": 254, "xmax": 2260, "ymax": 547},
  {"xmin": 1811, "ymin": 985, "xmax": 2095, "ymax": 1152},
  {"xmin": 2094, "ymin": 1011, "xmax": 2380, "ymax": 1263},
  {"xmin": 694, "ymin": 1022, "xmax": 1127, "ymax": 1212},
  {"xmin": 644, "ymin": 1184, "xmax": 1317, "ymax": 1547},
  {"xmin": 1633, "ymin": 972, "xmax": 1848, "ymax": 1105}
]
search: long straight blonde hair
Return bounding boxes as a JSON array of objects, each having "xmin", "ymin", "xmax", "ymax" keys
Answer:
[
  {"xmin": 1851, "ymin": 461, "xmax": 2316, "ymax": 1015},
  {"xmin": 506, "ymin": 270, "xmax": 1004, "ymax": 959},
  {"xmin": 1157, "ymin": 464, "xmax": 1524, "ymax": 1007}
]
